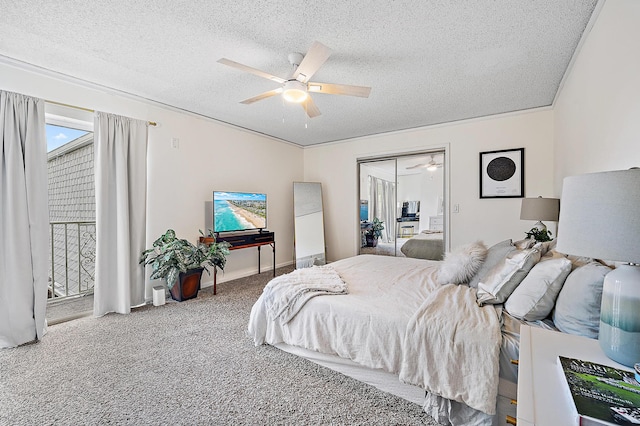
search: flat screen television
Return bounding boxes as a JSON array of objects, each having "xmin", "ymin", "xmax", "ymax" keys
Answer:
[
  {"xmin": 213, "ymin": 191, "xmax": 267, "ymax": 233},
  {"xmin": 360, "ymin": 200, "xmax": 369, "ymax": 222}
]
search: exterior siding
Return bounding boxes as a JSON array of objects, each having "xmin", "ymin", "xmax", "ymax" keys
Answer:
[{"xmin": 47, "ymin": 134, "xmax": 95, "ymax": 298}]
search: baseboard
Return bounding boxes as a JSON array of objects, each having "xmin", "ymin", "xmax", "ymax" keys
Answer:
[
  {"xmin": 199, "ymin": 260, "xmax": 293, "ymax": 289},
  {"xmin": 47, "ymin": 311, "xmax": 92, "ymax": 326}
]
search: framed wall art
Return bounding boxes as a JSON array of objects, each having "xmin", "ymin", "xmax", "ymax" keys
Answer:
[{"xmin": 479, "ymin": 148, "xmax": 524, "ymax": 198}]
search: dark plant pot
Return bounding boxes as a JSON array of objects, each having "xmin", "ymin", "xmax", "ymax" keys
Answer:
[
  {"xmin": 365, "ymin": 235, "xmax": 378, "ymax": 247},
  {"xmin": 169, "ymin": 268, "xmax": 204, "ymax": 302}
]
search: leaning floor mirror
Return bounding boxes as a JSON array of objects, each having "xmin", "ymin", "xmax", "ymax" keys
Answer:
[{"xmin": 293, "ymin": 182, "xmax": 326, "ymax": 268}]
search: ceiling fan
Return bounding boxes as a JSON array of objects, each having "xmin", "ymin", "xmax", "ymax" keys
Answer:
[
  {"xmin": 406, "ymin": 155, "xmax": 444, "ymax": 171},
  {"xmin": 217, "ymin": 41, "xmax": 371, "ymax": 118}
]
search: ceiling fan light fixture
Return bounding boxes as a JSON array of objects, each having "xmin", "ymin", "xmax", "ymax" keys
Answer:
[{"xmin": 282, "ymin": 80, "xmax": 308, "ymax": 103}]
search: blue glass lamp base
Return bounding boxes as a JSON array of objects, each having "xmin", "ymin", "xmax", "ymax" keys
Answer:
[{"xmin": 598, "ymin": 265, "xmax": 640, "ymax": 368}]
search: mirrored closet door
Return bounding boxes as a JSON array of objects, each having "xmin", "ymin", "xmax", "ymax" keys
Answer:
[{"xmin": 358, "ymin": 151, "xmax": 446, "ymax": 259}]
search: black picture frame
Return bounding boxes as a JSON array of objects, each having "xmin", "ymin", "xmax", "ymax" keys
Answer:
[{"xmin": 479, "ymin": 148, "xmax": 524, "ymax": 198}]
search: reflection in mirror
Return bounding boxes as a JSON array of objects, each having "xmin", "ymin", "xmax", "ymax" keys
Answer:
[
  {"xmin": 395, "ymin": 154, "xmax": 445, "ymax": 260},
  {"xmin": 358, "ymin": 152, "xmax": 446, "ymax": 258},
  {"xmin": 293, "ymin": 182, "xmax": 326, "ymax": 268},
  {"xmin": 359, "ymin": 159, "xmax": 397, "ymax": 256}
]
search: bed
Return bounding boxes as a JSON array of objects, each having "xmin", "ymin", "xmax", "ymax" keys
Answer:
[
  {"xmin": 248, "ymin": 239, "xmax": 611, "ymax": 425},
  {"xmin": 400, "ymin": 230, "xmax": 444, "ymax": 260}
]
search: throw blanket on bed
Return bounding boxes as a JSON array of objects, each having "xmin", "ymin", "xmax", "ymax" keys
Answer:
[
  {"xmin": 263, "ymin": 265, "xmax": 347, "ymax": 324},
  {"xmin": 399, "ymin": 284, "xmax": 502, "ymax": 415}
]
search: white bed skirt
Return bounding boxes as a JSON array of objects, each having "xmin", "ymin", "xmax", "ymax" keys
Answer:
[
  {"xmin": 273, "ymin": 342, "xmax": 425, "ymax": 404},
  {"xmin": 273, "ymin": 342, "xmax": 517, "ymax": 426}
]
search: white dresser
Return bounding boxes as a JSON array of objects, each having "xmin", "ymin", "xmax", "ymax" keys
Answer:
[{"xmin": 517, "ymin": 325, "xmax": 632, "ymax": 426}]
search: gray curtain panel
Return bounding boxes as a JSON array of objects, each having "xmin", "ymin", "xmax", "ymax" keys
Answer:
[
  {"xmin": 93, "ymin": 112, "xmax": 148, "ymax": 316},
  {"xmin": 0, "ymin": 90, "xmax": 49, "ymax": 348},
  {"xmin": 368, "ymin": 175, "xmax": 396, "ymax": 243}
]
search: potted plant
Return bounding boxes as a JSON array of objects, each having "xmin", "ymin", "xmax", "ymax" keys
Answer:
[
  {"xmin": 365, "ymin": 217, "xmax": 385, "ymax": 247},
  {"xmin": 139, "ymin": 229, "xmax": 230, "ymax": 301},
  {"xmin": 524, "ymin": 227, "xmax": 553, "ymax": 242}
]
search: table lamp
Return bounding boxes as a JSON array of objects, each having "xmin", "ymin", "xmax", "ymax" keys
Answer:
[
  {"xmin": 520, "ymin": 196, "xmax": 560, "ymax": 232},
  {"xmin": 555, "ymin": 169, "xmax": 640, "ymax": 367}
]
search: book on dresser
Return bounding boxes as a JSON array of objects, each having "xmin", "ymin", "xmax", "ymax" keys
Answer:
[{"xmin": 558, "ymin": 356, "xmax": 640, "ymax": 425}]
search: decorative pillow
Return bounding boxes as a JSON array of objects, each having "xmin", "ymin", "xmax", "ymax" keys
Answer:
[
  {"xmin": 468, "ymin": 239, "xmax": 516, "ymax": 289},
  {"xmin": 538, "ymin": 240, "xmax": 557, "ymax": 257},
  {"xmin": 504, "ymin": 250, "xmax": 572, "ymax": 321},
  {"xmin": 476, "ymin": 247, "xmax": 542, "ymax": 306},
  {"xmin": 436, "ymin": 241, "xmax": 488, "ymax": 285},
  {"xmin": 552, "ymin": 261, "xmax": 612, "ymax": 338},
  {"xmin": 514, "ymin": 238, "xmax": 537, "ymax": 250},
  {"xmin": 566, "ymin": 254, "xmax": 594, "ymax": 270}
]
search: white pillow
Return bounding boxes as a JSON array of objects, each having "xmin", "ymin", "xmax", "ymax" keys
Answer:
[
  {"xmin": 436, "ymin": 241, "xmax": 487, "ymax": 285},
  {"xmin": 505, "ymin": 250, "xmax": 571, "ymax": 321},
  {"xmin": 468, "ymin": 239, "xmax": 515, "ymax": 288},
  {"xmin": 476, "ymin": 247, "xmax": 541, "ymax": 306},
  {"xmin": 552, "ymin": 261, "xmax": 612, "ymax": 338}
]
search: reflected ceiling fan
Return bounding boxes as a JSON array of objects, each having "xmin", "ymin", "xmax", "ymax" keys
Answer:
[
  {"xmin": 406, "ymin": 155, "xmax": 444, "ymax": 171},
  {"xmin": 217, "ymin": 41, "xmax": 371, "ymax": 118}
]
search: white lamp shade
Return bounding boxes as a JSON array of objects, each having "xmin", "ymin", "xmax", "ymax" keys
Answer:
[
  {"xmin": 520, "ymin": 197, "xmax": 560, "ymax": 222},
  {"xmin": 555, "ymin": 169, "xmax": 640, "ymax": 263}
]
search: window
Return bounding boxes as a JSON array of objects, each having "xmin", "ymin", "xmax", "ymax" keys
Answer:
[{"xmin": 45, "ymin": 105, "xmax": 95, "ymax": 319}]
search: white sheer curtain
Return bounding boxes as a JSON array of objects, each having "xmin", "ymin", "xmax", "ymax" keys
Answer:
[
  {"xmin": 0, "ymin": 90, "xmax": 49, "ymax": 348},
  {"xmin": 368, "ymin": 175, "xmax": 396, "ymax": 243},
  {"xmin": 93, "ymin": 112, "xmax": 148, "ymax": 317}
]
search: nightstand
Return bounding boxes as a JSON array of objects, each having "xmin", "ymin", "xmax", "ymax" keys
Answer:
[{"xmin": 517, "ymin": 325, "xmax": 632, "ymax": 426}]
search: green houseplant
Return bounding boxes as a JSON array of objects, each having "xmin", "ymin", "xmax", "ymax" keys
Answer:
[
  {"xmin": 139, "ymin": 229, "xmax": 230, "ymax": 301},
  {"xmin": 524, "ymin": 227, "xmax": 553, "ymax": 242},
  {"xmin": 365, "ymin": 217, "xmax": 385, "ymax": 247}
]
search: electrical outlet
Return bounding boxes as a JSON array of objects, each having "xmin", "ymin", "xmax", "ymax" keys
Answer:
[
  {"xmin": 171, "ymin": 137, "xmax": 180, "ymax": 149},
  {"xmin": 453, "ymin": 204, "xmax": 460, "ymax": 213}
]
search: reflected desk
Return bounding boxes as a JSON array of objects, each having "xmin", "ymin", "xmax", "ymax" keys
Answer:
[{"xmin": 396, "ymin": 217, "xmax": 419, "ymax": 237}]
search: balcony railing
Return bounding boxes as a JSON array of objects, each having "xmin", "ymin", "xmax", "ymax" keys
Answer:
[{"xmin": 48, "ymin": 221, "xmax": 96, "ymax": 301}]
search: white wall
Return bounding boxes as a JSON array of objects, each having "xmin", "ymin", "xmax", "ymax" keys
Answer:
[
  {"xmin": 418, "ymin": 169, "xmax": 444, "ymax": 232},
  {"xmin": 304, "ymin": 109, "xmax": 555, "ymax": 261},
  {"xmin": 0, "ymin": 61, "xmax": 303, "ymax": 295},
  {"xmin": 554, "ymin": 0, "xmax": 640, "ymax": 192}
]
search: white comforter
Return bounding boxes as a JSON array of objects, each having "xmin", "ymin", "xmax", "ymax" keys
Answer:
[{"xmin": 248, "ymin": 255, "xmax": 502, "ymax": 415}]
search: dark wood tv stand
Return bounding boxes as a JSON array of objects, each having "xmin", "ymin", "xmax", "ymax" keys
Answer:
[{"xmin": 212, "ymin": 231, "xmax": 275, "ymax": 295}]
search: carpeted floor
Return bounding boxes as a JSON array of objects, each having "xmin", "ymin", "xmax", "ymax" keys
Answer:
[
  {"xmin": 1, "ymin": 265, "xmax": 438, "ymax": 425},
  {"xmin": 360, "ymin": 238, "xmax": 408, "ymax": 257}
]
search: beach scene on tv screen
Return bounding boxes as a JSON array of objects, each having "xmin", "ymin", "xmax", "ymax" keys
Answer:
[{"xmin": 214, "ymin": 192, "xmax": 266, "ymax": 232}]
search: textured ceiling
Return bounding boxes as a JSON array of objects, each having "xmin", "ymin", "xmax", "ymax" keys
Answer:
[{"xmin": 0, "ymin": 1, "xmax": 599, "ymax": 146}]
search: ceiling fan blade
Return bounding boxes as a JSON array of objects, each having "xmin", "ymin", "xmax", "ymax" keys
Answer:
[
  {"xmin": 218, "ymin": 58, "xmax": 286, "ymax": 84},
  {"xmin": 308, "ymin": 82, "xmax": 371, "ymax": 98},
  {"xmin": 302, "ymin": 96, "xmax": 321, "ymax": 118},
  {"xmin": 240, "ymin": 88, "xmax": 283, "ymax": 104},
  {"xmin": 292, "ymin": 41, "xmax": 332, "ymax": 83},
  {"xmin": 406, "ymin": 164, "xmax": 426, "ymax": 170}
]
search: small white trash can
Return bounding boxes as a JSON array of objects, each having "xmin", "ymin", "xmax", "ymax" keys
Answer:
[{"xmin": 152, "ymin": 286, "xmax": 166, "ymax": 306}]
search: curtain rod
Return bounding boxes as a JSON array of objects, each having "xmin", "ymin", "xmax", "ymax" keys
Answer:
[{"xmin": 45, "ymin": 99, "xmax": 157, "ymax": 126}]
